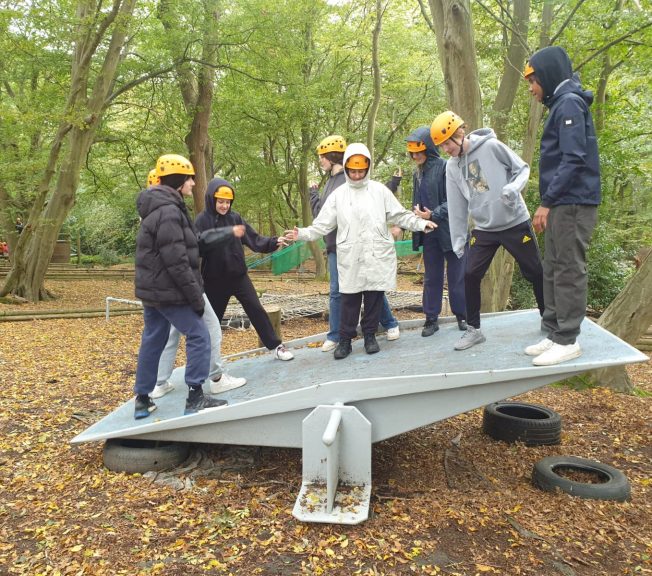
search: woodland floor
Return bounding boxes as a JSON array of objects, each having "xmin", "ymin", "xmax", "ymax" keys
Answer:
[{"xmin": 0, "ymin": 270, "xmax": 651, "ymax": 576}]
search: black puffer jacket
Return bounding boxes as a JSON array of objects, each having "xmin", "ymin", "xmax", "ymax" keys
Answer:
[
  {"xmin": 408, "ymin": 126, "xmax": 452, "ymax": 252},
  {"xmin": 195, "ymin": 178, "xmax": 279, "ymax": 280},
  {"xmin": 135, "ymin": 185, "xmax": 204, "ymax": 312}
]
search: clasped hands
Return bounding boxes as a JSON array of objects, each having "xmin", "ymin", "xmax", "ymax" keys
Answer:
[{"xmin": 413, "ymin": 205, "xmax": 437, "ymax": 233}]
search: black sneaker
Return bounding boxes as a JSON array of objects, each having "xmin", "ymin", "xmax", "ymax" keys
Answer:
[
  {"xmin": 185, "ymin": 386, "xmax": 228, "ymax": 415},
  {"xmin": 333, "ymin": 339, "xmax": 352, "ymax": 359},
  {"xmin": 363, "ymin": 333, "xmax": 380, "ymax": 354},
  {"xmin": 457, "ymin": 316, "xmax": 468, "ymax": 331},
  {"xmin": 134, "ymin": 394, "xmax": 157, "ymax": 420},
  {"xmin": 421, "ymin": 319, "xmax": 439, "ymax": 337}
]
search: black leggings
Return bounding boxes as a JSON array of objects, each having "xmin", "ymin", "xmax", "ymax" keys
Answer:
[{"xmin": 204, "ymin": 274, "xmax": 281, "ymax": 350}]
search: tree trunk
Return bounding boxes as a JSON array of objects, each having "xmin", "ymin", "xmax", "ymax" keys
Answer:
[
  {"xmin": 426, "ymin": 0, "xmax": 482, "ymax": 129},
  {"xmin": 159, "ymin": 0, "xmax": 220, "ymax": 214},
  {"xmin": 300, "ymin": 20, "xmax": 325, "ymax": 279},
  {"xmin": 588, "ymin": 250, "xmax": 652, "ymax": 392},
  {"xmin": 1, "ymin": 0, "xmax": 137, "ymax": 301},
  {"xmin": 521, "ymin": 0, "xmax": 554, "ymax": 166},
  {"xmin": 366, "ymin": 0, "xmax": 384, "ymax": 158},
  {"xmin": 490, "ymin": 0, "xmax": 531, "ymax": 141}
]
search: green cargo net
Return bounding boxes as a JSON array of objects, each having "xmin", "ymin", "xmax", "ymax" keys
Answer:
[{"xmin": 246, "ymin": 239, "xmax": 421, "ymax": 275}]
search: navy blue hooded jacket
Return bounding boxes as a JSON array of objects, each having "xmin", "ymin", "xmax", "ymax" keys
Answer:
[
  {"xmin": 407, "ymin": 125, "xmax": 452, "ymax": 252},
  {"xmin": 195, "ymin": 178, "xmax": 279, "ymax": 280},
  {"xmin": 528, "ymin": 46, "xmax": 601, "ymax": 207}
]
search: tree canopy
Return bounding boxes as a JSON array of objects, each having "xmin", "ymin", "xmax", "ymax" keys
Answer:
[{"xmin": 1, "ymin": 0, "xmax": 651, "ymax": 305}]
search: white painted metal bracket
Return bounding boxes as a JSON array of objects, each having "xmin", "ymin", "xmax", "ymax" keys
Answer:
[{"xmin": 293, "ymin": 403, "xmax": 372, "ymax": 525}]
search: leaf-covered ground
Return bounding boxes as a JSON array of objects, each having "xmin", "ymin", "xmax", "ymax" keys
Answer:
[{"xmin": 1, "ymin": 276, "xmax": 650, "ymax": 576}]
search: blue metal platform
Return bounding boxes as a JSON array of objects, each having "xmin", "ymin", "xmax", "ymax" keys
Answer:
[{"xmin": 71, "ymin": 309, "xmax": 647, "ymax": 524}]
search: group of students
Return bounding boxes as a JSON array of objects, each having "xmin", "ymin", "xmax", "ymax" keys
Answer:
[
  {"xmin": 132, "ymin": 45, "xmax": 600, "ymax": 419},
  {"xmin": 132, "ymin": 157, "xmax": 294, "ymax": 419}
]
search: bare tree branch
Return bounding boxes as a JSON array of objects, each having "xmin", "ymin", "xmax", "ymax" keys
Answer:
[{"xmin": 574, "ymin": 20, "xmax": 652, "ymax": 70}]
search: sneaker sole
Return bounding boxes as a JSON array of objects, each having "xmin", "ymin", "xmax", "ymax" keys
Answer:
[
  {"xmin": 386, "ymin": 334, "xmax": 400, "ymax": 341},
  {"xmin": 184, "ymin": 402, "xmax": 228, "ymax": 416},
  {"xmin": 532, "ymin": 349, "xmax": 582, "ymax": 366},
  {"xmin": 454, "ymin": 336, "xmax": 486, "ymax": 351},
  {"xmin": 134, "ymin": 405, "xmax": 157, "ymax": 419}
]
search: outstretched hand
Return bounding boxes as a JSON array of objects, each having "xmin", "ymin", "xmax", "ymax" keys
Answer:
[
  {"xmin": 423, "ymin": 221, "xmax": 437, "ymax": 233},
  {"xmin": 232, "ymin": 225, "xmax": 246, "ymax": 238}
]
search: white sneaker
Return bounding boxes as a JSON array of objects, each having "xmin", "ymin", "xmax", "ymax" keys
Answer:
[
  {"xmin": 533, "ymin": 342, "xmax": 582, "ymax": 366},
  {"xmin": 210, "ymin": 373, "xmax": 247, "ymax": 394},
  {"xmin": 321, "ymin": 339, "xmax": 338, "ymax": 352},
  {"xmin": 524, "ymin": 338, "xmax": 554, "ymax": 356},
  {"xmin": 150, "ymin": 381, "xmax": 174, "ymax": 399},
  {"xmin": 275, "ymin": 344, "xmax": 294, "ymax": 361},
  {"xmin": 386, "ymin": 326, "xmax": 400, "ymax": 341}
]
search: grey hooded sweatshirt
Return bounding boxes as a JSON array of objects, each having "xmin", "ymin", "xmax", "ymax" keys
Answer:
[{"xmin": 446, "ymin": 128, "xmax": 530, "ymax": 257}]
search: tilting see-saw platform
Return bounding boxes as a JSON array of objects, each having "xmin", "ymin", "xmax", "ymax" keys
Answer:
[{"xmin": 72, "ymin": 310, "xmax": 648, "ymax": 524}]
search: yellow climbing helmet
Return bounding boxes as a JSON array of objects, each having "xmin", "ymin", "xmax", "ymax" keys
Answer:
[
  {"xmin": 214, "ymin": 185, "xmax": 234, "ymax": 200},
  {"xmin": 430, "ymin": 111, "xmax": 464, "ymax": 146},
  {"xmin": 155, "ymin": 154, "xmax": 195, "ymax": 178},
  {"xmin": 523, "ymin": 62, "xmax": 535, "ymax": 78},
  {"xmin": 316, "ymin": 135, "xmax": 347, "ymax": 155},
  {"xmin": 147, "ymin": 168, "xmax": 160, "ymax": 187},
  {"xmin": 406, "ymin": 140, "xmax": 427, "ymax": 153},
  {"xmin": 345, "ymin": 154, "xmax": 369, "ymax": 169}
]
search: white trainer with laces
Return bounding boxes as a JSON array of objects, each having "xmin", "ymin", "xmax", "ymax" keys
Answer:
[
  {"xmin": 386, "ymin": 326, "xmax": 400, "ymax": 341},
  {"xmin": 532, "ymin": 342, "xmax": 581, "ymax": 366},
  {"xmin": 275, "ymin": 344, "xmax": 294, "ymax": 361},
  {"xmin": 524, "ymin": 338, "xmax": 554, "ymax": 356},
  {"xmin": 150, "ymin": 381, "xmax": 174, "ymax": 399},
  {"xmin": 210, "ymin": 373, "xmax": 247, "ymax": 394},
  {"xmin": 321, "ymin": 339, "xmax": 338, "ymax": 352}
]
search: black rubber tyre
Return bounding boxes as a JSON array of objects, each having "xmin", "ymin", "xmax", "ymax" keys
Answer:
[
  {"xmin": 482, "ymin": 402, "xmax": 561, "ymax": 446},
  {"xmin": 103, "ymin": 438, "xmax": 190, "ymax": 474},
  {"xmin": 532, "ymin": 456, "xmax": 631, "ymax": 501}
]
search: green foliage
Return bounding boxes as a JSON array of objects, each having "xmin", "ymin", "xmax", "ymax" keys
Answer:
[
  {"xmin": 2, "ymin": 0, "xmax": 650, "ymax": 292},
  {"xmin": 552, "ymin": 373, "xmax": 598, "ymax": 391},
  {"xmin": 509, "ymin": 219, "xmax": 634, "ymax": 314},
  {"xmin": 586, "ymin": 222, "xmax": 635, "ymax": 312}
]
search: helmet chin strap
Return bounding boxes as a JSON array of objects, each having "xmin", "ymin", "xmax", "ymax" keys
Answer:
[{"xmin": 455, "ymin": 136, "xmax": 465, "ymax": 157}]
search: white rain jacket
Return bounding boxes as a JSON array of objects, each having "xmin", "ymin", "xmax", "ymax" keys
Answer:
[{"xmin": 296, "ymin": 143, "xmax": 429, "ymax": 293}]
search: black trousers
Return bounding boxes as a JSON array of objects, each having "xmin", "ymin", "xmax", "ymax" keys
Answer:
[
  {"xmin": 465, "ymin": 220, "xmax": 544, "ymax": 328},
  {"xmin": 339, "ymin": 291, "xmax": 384, "ymax": 340},
  {"xmin": 204, "ymin": 274, "xmax": 282, "ymax": 350}
]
